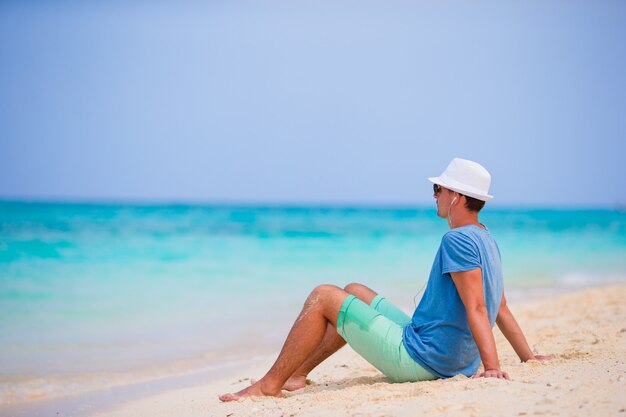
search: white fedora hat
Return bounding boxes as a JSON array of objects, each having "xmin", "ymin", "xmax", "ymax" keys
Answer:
[{"xmin": 428, "ymin": 158, "xmax": 493, "ymax": 201}]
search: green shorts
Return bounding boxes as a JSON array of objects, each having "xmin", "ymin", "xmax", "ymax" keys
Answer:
[{"xmin": 336, "ymin": 294, "xmax": 436, "ymax": 383}]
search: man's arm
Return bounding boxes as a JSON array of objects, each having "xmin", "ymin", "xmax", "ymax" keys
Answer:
[
  {"xmin": 496, "ymin": 293, "xmax": 551, "ymax": 362},
  {"xmin": 450, "ymin": 268, "xmax": 509, "ymax": 380}
]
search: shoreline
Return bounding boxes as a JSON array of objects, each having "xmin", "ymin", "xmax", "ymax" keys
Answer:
[
  {"xmin": 4, "ymin": 281, "xmax": 625, "ymax": 417},
  {"xmin": 0, "ymin": 354, "xmax": 275, "ymax": 417}
]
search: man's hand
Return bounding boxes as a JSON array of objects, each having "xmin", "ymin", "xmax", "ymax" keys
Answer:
[{"xmin": 473, "ymin": 369, "xmax": 510, "ymax": 380}]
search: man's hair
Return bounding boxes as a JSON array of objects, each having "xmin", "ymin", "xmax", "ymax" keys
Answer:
[{"xmin": 463, "ymin": 195, "xmax": 486, "ymax": 212}]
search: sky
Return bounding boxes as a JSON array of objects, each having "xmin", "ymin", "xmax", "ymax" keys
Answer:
[{"xmin": 1, "ymin": 0, "xmax": 625, "ymax": 207}]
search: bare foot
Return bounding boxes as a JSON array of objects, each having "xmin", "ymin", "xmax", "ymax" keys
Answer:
[
  {"xmin": 282, "ymin": 375, "xmax": 309, "ymax": 392},
  {"xmin": 251, "ymin": 375, "xmax": 310, "ymax": 392},
  {"xmin": 218, "ymin": 381, "xmax": 283, "ymax": 402}
]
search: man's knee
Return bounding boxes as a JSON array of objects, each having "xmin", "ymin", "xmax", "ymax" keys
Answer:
[
  {"xmin": 344, "ymin": 282, "xmax": 365, "ymax": 294},
  {"xmin": 308, "ymin": 284, "xmax": 342, "ymax": 303},
  {"xmin": 343, "ymin": 283, "xmax": 377, "ymax": 305},
  {"xmin": 305, "ymin": 285, "xmax": 348, "ymax": 319}
]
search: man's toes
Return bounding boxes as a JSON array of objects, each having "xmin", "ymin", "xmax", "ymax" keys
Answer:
[{"xmin": 218, "ymin": 393, "xmax": 239, "ymax": 402}]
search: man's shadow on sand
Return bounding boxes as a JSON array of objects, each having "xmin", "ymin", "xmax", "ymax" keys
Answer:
[{"xmin": 283, "ymin": 375, "xmax": 392, "ymax": 397}]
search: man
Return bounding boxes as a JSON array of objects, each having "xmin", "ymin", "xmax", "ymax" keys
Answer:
[{"xmin": 219, "ymin": 158, "xmax": 548, "ymax": 402}]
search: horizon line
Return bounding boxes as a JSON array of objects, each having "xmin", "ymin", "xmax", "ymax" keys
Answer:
[{"xmin": 0, "ymin": 196, "xmax": 624, "ymax": 211}]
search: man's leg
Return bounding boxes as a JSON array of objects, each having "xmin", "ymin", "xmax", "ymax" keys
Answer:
[
  {"xmin": 344, "ymin": 282, "xmax": 378, "ymax": 305},
  {"xmin": 249, "ymin": 283, "xmax": 379, "ymax": 391},
  {"xmin": 218, "ymin": 284, "xmax": 349, "ymax": 402},
  {"xmin": 246, "ymin": 283, "xmax": 379, "ymax": 392},
  {"xmin": 275, "ymin": 283, "xmax": 378, "ymax": 391}
]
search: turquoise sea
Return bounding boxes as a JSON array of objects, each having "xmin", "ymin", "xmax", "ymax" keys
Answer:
[{"xmin": 1, "ymin": 201, "xmax": 625, "ymax": 408}]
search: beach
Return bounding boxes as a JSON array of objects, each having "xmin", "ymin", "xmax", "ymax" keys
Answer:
[
  {"xmin": 87, "ymin": 284, "xmax": 626, "ymax": 417},
  {"xmin": 1, "ymin": 203, "xmax": 625, "ymax": 416}
]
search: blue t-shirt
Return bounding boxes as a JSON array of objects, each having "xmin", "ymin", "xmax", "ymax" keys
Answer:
[{"xmin": 402, "ymin": 224, "xmax": 503, "ymax": 378}]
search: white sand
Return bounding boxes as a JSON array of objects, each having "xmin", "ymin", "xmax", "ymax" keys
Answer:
[{"xmin": 93, "ymin": 284, "xmax": 626, "ymax": 417}]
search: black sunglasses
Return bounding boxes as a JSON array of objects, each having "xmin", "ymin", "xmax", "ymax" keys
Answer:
[{"xmin": 433, "ymin": 184, "xmax": 442, "ymax": 195}]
